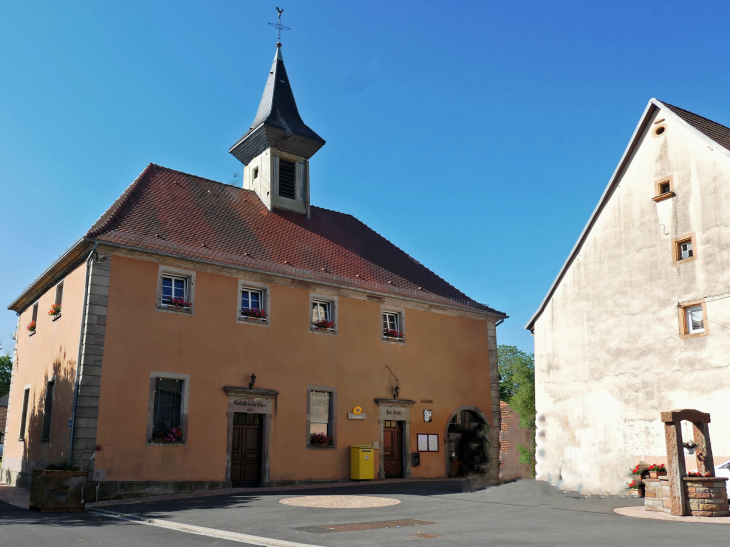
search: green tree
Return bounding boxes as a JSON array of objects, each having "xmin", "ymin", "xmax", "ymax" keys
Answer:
[
  {"xmin": 0, "ymin": 354, "xmax": 12, "ymax": 396},
  {"xmin": 498, "ymin": 345, "xmax": 536, "ymax": 474}
]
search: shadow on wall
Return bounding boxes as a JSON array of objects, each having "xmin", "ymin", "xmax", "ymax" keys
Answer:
[
  {"xmin": 500, "ymin": 400, "xmax": 534, "ymax": 482},
  {"xmin": 6, "ymin": 347, "xmax": 77, "ymax": 485}
]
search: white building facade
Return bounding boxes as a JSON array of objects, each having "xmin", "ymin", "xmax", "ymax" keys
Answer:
[{"xmin": 527, "ymin": 99, "xmax": 730, "ymax": 494}]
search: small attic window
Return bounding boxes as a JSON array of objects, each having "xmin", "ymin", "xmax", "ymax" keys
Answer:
[
  {"xmin": 253, "ymin": 167, "xmax": 259, "ymax": 179},
  {"xmin": 653, "ymin": 123, "xmax": 667, "ymax": 138},
  {"xmin": 659, "ymin": 181, "xmax": 670, "ymax": 194}
]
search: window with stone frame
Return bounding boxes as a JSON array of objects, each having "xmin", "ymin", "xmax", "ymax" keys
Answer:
[
  {"xmin": 308, "ymin": 389, "xmax": 334, "ymax": 447},
  {"xmin": 151, "ymin": 378, "xmax": 184, "ymax": 442},
  {"xmin": 161, "ymin": 275, "xmax": 190, "ymax": 308},
  {"xmin": 240, "ymin": 287, "xmax": 266, "ymax": 319}
]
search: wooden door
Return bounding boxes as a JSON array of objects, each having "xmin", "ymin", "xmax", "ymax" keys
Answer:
[
  {"xmin": 383, "ymin": 421, "xmax": 403, "ymax": 478},
  {"xmin": 231, "ymin": 413, "xmax": 263, "ymax": 485}
]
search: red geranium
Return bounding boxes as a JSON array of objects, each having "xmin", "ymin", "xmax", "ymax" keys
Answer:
[
  {"xmin": 688, "ymin": 471, "xmax": 712, "ymax": 477},
  {"xmin": 27, "ymin": 320, "xmax": 36, "ymax": 332},
  {"xmin": 312, "ymin": 319, "xmax": 335, "ymax": 330},
  {"xmin": 169, "ymin": 297, "xmax": 192, "ymax": 308},
  {"xmin": 383, "ymin": 329, "xmax": 404, "ymax": 339},
  {"xmin": 48, "ymin": 304, "xmax": 61, "ymax": 317},
  {"xmin": 241, "ymin": 307, "xmax": 267, "ymax": 319},
  {"xmin": 648, "ymin": 463, "xmax": 667, "ymax": 472}
]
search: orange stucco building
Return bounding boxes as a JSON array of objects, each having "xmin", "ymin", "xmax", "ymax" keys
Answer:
[{"xmin": 2, "ymin": 43, "xmax": 506, "ymax": 499}]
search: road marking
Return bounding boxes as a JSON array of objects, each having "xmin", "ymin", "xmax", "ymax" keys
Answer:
[{"xmin": 89, "ymin": 508, "xmax": 326, "ymax": 547}]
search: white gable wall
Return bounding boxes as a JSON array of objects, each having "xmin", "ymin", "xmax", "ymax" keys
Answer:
[{"xmin": 533, "ymin": 106, "xmax": 730, "ymax": 494}]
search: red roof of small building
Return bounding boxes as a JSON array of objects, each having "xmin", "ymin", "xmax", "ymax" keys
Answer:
[{"xmin": 88, "ymin": 164, "xmax": 504, "ymax": 316}]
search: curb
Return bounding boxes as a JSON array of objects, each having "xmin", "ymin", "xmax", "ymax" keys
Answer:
[{"xmin": 89, "ymin": 508, "xmax": 324, "ymax": 547}]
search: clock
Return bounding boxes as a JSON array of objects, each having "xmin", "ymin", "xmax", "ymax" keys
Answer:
[{"xmin": 423, "ymin": 409, "xmax": 432, "ymax": 422}]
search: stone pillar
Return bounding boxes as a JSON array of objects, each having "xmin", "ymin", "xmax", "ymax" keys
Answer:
[
  {"xmin": 664, "ymin": 421, "xmax": 688, "ymax": 516},
  {"xmin": 693, "ymin": 422, "xmax": 715, "ymax": 475}
]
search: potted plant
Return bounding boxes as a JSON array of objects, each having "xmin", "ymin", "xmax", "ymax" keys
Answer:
[
  {"xmin": 683, "ymin": 441, "xmax": 698, "ymax": 455},
  {"xmin": 312, "ymin": 319, "xmax": 335, "ymax": 331},
  {"xmin": 27, "ymin": 320, "xmax": 36, "ymax": 334},
  {"xmin": 48, "ymin": 304, "xmax": 61, "ymax": 319},
  {"xmin": 647, "ymin": 463, "xmax": 667, "ymax": 479},
  {"xmin": 30, "ymin": 462, "xmax": 87, "ymax": 512},
  {"xmin": 169, "ymin": 297, "xmax": 192, "ymax": 309},
  {"xmin": 309, "ymin": 432, "xmax": 331, "ymax": 446},
  {"xmin": 240, "ymin": 307, "xmax": 267, "ymax": 321},
  {"xmin": 383, "ymin": 328, "xmax": 404, "ymax": 340},
  {"xmin": 627, "ymin": 479, "xmax": 644, "ymax": 497}
]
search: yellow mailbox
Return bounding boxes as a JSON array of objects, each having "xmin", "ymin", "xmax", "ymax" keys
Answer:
[{"xmin": 350, "ymin": 444, "xmax": 375, "ymax": 480}]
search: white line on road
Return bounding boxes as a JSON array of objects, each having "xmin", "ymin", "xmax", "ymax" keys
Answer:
[{"xmin": 89, "ymin": 508, "xmax": 325, "ymax": 547}]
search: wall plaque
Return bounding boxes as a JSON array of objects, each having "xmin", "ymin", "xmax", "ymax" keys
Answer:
[
  {"xmin": 423, "ymin": 409, "xmax": 432, "ymax": 422},
  {"xmin": 378, "ymin": 405, "xmax": 409, "ymax": 421},
  {"xmin": 230, "ymin": 397, "xmax": 270, "ymax": 414}
]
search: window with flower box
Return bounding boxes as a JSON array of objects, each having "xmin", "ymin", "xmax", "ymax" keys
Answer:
[
  {"xmin": 381, "ymin": 306, "xmax": 406, "ymax": 342},
  {"xmin": 147, "ymin": 372, "xmax": 190, "ymax": 445},
  {"xmin": 309, "ymin": 294, "xmax": 337, "ymax": 333},
  {"xmin": 237, "ymin": 280, "xmax": 270, "ymax": 325},
  {"xmin": 50, "ymin": 281, "xmax": 63, "ymax": 321},
  {"xmin": 157, "ymin": 266, "xmax": 196, "ymax": 314},
  {"xmin": 307, "ymin": 386, "xmax": 336, "ymax": 449},
  {"xmin": 28, "ymin": 303, "xmax": 38, "ymax": 335}
]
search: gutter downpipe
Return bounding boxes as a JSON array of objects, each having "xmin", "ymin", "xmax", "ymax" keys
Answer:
[
  {"xmin": 495, "ymin": 318, "xmax": 505, "ymax": 327},
  {"xmin": 68, "ymin": 241, "xmax": 98, "ymax": 465}
]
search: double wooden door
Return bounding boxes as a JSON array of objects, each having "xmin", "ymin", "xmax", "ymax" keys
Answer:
[
  {"xmin": 231, "ymin": 413, "xmax": 263, "ymax": 486},
  {"xmin": 383, "ymin": 421, "xmax": 403, "ymax": 478}
]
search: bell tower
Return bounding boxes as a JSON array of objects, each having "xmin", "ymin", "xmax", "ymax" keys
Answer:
[{"xmin": 229, "ymin": 9, "xmax": 325, "ymax": 216}]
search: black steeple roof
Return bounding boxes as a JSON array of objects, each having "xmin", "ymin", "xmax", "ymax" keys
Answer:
[{"xmin": 229, "ymin": 46, "xmax": 325, "ymax": 165}]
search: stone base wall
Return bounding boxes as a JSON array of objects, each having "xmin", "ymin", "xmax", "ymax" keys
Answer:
[
  {"xmin": 645, "ymin": 477, "xmax": 729, "ymax": 516},
  {"xmin": 684, "ymin": 477, "xmax": 729, "ymax": 517},
  {"xmin": 644, "ymin": 478, "xmax": 669, "ymax": 512}
]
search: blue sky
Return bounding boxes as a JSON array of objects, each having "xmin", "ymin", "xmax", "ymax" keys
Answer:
[{"xmin": 2, "ymin": 0, "xmax": 730, "ymax": 356}]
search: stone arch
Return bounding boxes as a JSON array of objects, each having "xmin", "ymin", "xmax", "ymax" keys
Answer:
[{"xmin": 444, "ymin": 405, "xmax": 491, "ymax": 478}]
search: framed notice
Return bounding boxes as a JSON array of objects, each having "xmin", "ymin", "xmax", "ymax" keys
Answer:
[{"xmin": 417, "ymin": 434, "xmax": 439, "ymax": 452}]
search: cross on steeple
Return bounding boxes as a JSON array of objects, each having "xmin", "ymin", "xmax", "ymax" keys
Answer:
[{"xmin": 268, "ymin": 7, "xmax": 290, "ymax": 48}]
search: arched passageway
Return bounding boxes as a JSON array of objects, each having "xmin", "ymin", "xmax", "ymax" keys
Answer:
[{"xmin": 445, "ymin": 407, "xmax": 490, "ymax": 478}]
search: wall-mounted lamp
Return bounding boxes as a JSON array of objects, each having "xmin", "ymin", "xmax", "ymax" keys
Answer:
[
  {"xmin": 393, "ymin": 385, "xmax": 400, "ymax": 400},
  {"xmin": 249, "ymin": 373, "xmax": 256, "ymax": 389}
]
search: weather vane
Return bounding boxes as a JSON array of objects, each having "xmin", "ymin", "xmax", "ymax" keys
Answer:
[{"xmin": 268, "ymin": 7, "xmax": 290, "ymax": 47}]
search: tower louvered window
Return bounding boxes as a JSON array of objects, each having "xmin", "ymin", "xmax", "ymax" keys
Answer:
[{"xmin": 278, "ymin": 159, "xmax": 297, "ymax": 199}]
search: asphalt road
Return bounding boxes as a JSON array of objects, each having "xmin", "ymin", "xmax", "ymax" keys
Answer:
[{"xmin": 2, "ymin": 480, "xmax": 728, "ymax": 546}]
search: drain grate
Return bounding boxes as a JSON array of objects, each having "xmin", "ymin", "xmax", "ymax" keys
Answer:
[{"xmin": 295, "ymin": 518, "xmax": 436, "ymax": 534}]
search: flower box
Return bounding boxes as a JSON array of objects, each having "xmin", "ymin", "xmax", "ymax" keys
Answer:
[
  {"xmin": 383, "ymin": 329, "xmax": 404, "ymax": 340},
  {"xmin": 311, "ymin": 320, "xmax": 336, "ymax": 331},
  {"xmin": 151, "ymin": 427, "xmax": 183, "ymax": 443},
  {"xmin": 48, "ymin": 304, "xmax": 62, "ymax": 319},
  {"xmin": 240, "ymin": 308, "xmax": 267, "ymax": 321},
  {"xmin": 27, "ymin": 320, "xmax": 36, "ymax": 334},
  {"xmin": 30, "ymin": 469, "xmax": 87, "ymax": 512},
  {"xmin": 309, "ymin": 433, "xmax": 332, "ymax": 446}
]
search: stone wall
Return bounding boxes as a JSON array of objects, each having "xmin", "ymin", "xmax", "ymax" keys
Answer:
[
  {"xmin": 684, "ymin": 477, "xmax": 729, "ymax": 517},
  {"xmin": 644, "ymin": 477, "xmax": 729, "ymax": 516},
  {"xmin": 499, "ymin": 401, "xmax": 533, "ymax": 482}
]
